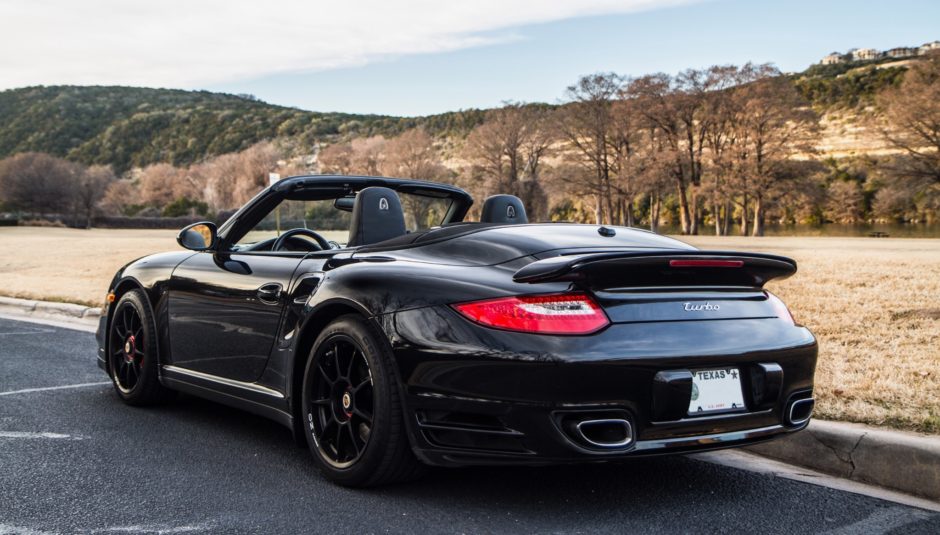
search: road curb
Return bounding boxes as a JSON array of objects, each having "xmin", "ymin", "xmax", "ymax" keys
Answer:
[
  {"xmin": 0, "ymin": 296, "xmax": 100, "ymax": 329},
  {"xmin": 747, "ymin": 419, "xmax": 940, "ymax": 501}
]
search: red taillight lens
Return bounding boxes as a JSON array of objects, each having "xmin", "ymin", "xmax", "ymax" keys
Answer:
[
  {"xmin": 452, "ymin": 293, "xmax": 610, "ymax": 335},
  {"xmin": 669, "ymin": 259, "xmax": 744, "ymax": 268},
  {"xmin": 766, "ymin": 292, "xmax": 796, "ymax": 325}
]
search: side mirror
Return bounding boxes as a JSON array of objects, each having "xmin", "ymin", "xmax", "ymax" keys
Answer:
[{"xmin": 177, "ymin": 222, "xmax": 218, "ymax": 251}]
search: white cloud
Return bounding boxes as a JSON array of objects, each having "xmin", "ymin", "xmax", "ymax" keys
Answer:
[{"xmin": 0, "ymin": 0, "xmax": 698, "ymax": 89}]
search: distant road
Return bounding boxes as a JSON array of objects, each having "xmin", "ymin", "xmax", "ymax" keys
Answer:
[{"xmin": 1, "ymin": 316, "xmax": 938, "ymax": 534}]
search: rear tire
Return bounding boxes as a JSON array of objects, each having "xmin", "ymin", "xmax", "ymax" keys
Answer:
[
  {"xmin": 107, "ymin": 290, "xmax": 174, "ymax": 406},
  {"xmin": 301, "ymin": 314, "xmax": 425, "ymax": 487}
]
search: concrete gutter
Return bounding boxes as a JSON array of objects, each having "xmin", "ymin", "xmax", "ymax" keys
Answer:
[
  {"xmin": 0, "ymin": 296, "xmax": 100, "ymax": 330},
  {"xmin": 747, "ymin": 420, "xmax": 940, "ymax": 502}
]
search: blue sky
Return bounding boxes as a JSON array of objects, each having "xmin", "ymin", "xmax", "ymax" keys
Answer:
[
  {"xmin": 2, "ymin": 0, "xmax": 937, "ymax": 117},
  {"xmin": 206, "ymin": 0, "xmax": 939, "ymax": 116}
]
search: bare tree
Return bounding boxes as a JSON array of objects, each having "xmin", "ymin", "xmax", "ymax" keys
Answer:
[
  {"xmin": 350, "ymin": 136, "xmax": 387, "ymax": 175},
  {"xmin": 317, "ymin": 143, "xmax": 356, "ymax": 175},
  {"xmin": 878, "ymin": 52, "xmax": 940, "ymax": 185},
  {"xmin": 381, "ymin": 128, "xmax": 448, "ymax": 181},
  {"xmin": 826, "ymin": 181, "xmax": 864, "ymax": 223},
  {"xmin": 138, "ymin": 163, "xmax": 188, "ymax": 207},
  {"xmin": 626, "ymin": 71, "xmax": 712, "ymax": 234},
  {"xmin": 100, "ymin": 180, "xmax": 136, "ymax": 216},
  {"xmin": 463, "ymin": 103, "xmax": 553, "ymax": 220},
  {"xmin": 382, "ymin": 128, "xmax": 450, "ymax": 227},
  {"xmin": 728, "ymin": 66, "xmax": 817, "ymax": 235},
  {"xmin": 556, "ymin": 73, "xmax": 622, "ymax": 224},
  {"xmin": 74, "ymin": 165, "xmax": 115, "ymax": 227},
  {"xmin": 0, "ymin": 152, "xmax": 79, "ymax": 217}
]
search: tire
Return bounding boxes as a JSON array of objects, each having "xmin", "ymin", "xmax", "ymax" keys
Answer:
[
  {"xmin": 301, "ymin": 314, "xmax": 425, "ymax": 487},
  {"xmin": 107, "ymin": 290, "xmax": 174, "ymax": 406}
]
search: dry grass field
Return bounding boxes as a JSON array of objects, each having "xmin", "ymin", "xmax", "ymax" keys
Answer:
[
  {"xmin": 1, "ymin": 227, "xmax": 937, "ymax": 433},
  {"xmin": 684, "ymin": 235, "xmax": 940, "ymax": 434}
]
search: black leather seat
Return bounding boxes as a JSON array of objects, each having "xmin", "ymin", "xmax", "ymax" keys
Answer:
[
  {"xmin": 347, "ymin": 187, "xmax": 407, "ymax": 247},
  {"xmin": 480, "ymin": 195, "xmax": 528, "ymax": 224}
]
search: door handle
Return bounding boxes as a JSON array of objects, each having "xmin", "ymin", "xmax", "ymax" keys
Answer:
[{"xmin": 256, "ymin": 283, "xmax": 283, "ymax": 304}]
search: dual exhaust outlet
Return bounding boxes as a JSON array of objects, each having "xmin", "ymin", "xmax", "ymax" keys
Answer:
[
  {"xmin": 564, "ymin": 395, "xmax": 813, "ymax": 450},
  {"xmin": 568, "ymin": 417, "xmax": 634, "ymax": 449}
]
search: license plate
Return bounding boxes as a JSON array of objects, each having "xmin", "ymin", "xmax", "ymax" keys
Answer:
[{"xmin": 688, "ymin": 367, "xmax": 745, "ymax": 415}]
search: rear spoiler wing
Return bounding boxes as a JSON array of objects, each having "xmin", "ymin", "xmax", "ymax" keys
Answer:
[{"xmin": 513, "ymin": 251, "xmax": 797, "ymax": 289}]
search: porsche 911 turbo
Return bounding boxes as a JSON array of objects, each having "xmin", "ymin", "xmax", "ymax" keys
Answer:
[{"xmin": 97, "ymin": 175, "xmax": 817, "ymax": 487}]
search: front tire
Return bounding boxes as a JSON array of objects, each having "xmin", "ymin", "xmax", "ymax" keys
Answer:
[
  {"xmin": 107, "ymin": 290, "xmax": 173, "ymax": 405},
  {"xmin": 301, "ymin": 314, "xmax": 424, "ymax": 487}
]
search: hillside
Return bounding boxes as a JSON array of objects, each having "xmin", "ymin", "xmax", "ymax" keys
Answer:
[
  {"xmin": 0, "ymin": 86, "xmax": 486, "ymax": 172},
  {"xmin": 0, "ymin": 60, "xmax": 914, "ymax": 173}
]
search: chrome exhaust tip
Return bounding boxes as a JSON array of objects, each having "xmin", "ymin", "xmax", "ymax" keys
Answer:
[
  {"xmin": 787, "ymin": 398, "xmax": 815, "ymax": 426},
  {"xmin": 574, "ymin": 418, "xmax": 634, "ymax": 448}
]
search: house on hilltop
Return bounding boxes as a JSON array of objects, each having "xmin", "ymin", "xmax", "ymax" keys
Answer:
[
  {"xmin": 820, "ymin": 52, "xmax": 845, "ymax": 65},
  {"xmin": 886, "ymin": 46, "xmax": 917, "ymax": 59},
  {"xmin": 852, "ymin": 48, "xmax": 881, "ymax": 61},
  {"xmin": 920, "ymin": 41, "xmax": 940, "ymax": 55}
]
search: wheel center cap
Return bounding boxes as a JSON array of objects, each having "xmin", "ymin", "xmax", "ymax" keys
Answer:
[
  {"xmin": 341, "ymin": 391, "xmax": 352, "ymax": 411},
  {"xmin": 123, "ymin": 336, "xmax": 136, "ymax": 363}
]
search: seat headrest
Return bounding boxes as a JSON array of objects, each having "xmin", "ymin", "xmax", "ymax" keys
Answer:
[
  {"xmin": 347, "ymin": 187, "xmax": 407, "ymax": 247},
  {"xmin": 480, "ymin": 195, "xmax": 528, "ymax": 224}
]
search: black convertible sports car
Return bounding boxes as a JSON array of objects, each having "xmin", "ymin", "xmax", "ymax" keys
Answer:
[{"xmin": 97, "ymin": 175, "xmax": 817, "ymax": 487}]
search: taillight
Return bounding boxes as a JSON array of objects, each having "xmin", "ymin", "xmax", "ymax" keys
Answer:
[
  {"xmin": 669, "ymin": 259, "xmax": 744, "ymax": 268},
  {"xmin": 766, "ymin": 292, "xmax": 796, "ymax": 325},
  {"xmin": 452, "ymin": 293, "xmax": 610, "ymax": 335}
]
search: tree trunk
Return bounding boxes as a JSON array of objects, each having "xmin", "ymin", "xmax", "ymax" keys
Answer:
[
  {"xmin": 713, "ymin": 203, "xmax": 723, "ymax": 236},
  {"xmin": 604, "ymin": 180, "xmax": 614, "ymax": 226},
  {"xmin": 625, "ymin": 197, "xmax": 634, "ymax": 227},
  {"xmin": 740, "ymin": 192, "xmax": 749, "ymax": 236},
  {"xmin": 649, "ymin": 193, "xmax": 660, "ymax": 233},
  {"xmin": 751, "ymin": 194, "xmax": 765, "ymax": 237},
  {"xmin": 594, "ymin": 195, "xmax": 603, "ymax": 225},
  {"xmin": 676, "ymin": 181, "xmax": 692, "ymax": 234},
  {"xmin": 721, "ymin": 201, "xmax": 732, "ymax": 236},
  {"xmin": 689, "ymin": 190, "xmax": 699, "ymax": 235}
]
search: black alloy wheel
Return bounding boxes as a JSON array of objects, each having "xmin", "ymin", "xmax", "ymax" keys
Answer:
[
  {"xmin": 107, "ymin": 290, "xmax": 173, "ymax": 405},
  {"xmin": 302, "ymin": 315, "xmax": 424, "ymax": 487},
  {"xmin": 110, "ymin": 300, "xmax": 144, "ymax": 394},
  {"xmin": 308, "ymin": 335, "xmax": 374, "ymax": 467}
]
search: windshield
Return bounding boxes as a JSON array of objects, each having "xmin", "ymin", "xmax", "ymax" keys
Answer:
[{"xmin": 235, "ymin": 192, "xmax": 453, "ymax": 249}]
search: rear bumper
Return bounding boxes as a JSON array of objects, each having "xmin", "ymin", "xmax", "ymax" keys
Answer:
[{"xmin": 386, "ymin": 306, "xmax": 817, "ymax": 467}]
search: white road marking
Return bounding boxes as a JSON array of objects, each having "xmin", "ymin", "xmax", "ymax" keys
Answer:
[
  {"xmin": 0, "ymin": 312, "xmax": 97, "ymax": 333},
  {"xmin": 0, "ymin": 522, "xmax": 215, "ymax": 535},
  {"xmin": 0, "ymin": 524, "xmax": 59, "ymax": 535},
  {"xmin": 0, "ymin": 328, "xmax": 55, "ymax": 336},
  {"xmin": 0, "ymin": 431, "xmax": 83, "ymax": 440},
  {"xmin": 0, "ymin": 381, "xmax": 110, "ymax": 397},
  {"xmin": 92, "ymin": 523, "xmax": 215, "ymax": 534},
  {"xmin": 693, "ymin": 449, "xmax": 940, "ymax": 513}
]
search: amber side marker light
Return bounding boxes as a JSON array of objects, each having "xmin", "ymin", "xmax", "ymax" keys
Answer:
[{"xmin": 106, "ymin": 292, "xmax": 115, "ymax": 304}]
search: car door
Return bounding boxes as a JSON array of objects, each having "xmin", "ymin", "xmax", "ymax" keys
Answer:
[{"xmin": 166, "ymin": 250, "xmax": 304, "ymax": 382}]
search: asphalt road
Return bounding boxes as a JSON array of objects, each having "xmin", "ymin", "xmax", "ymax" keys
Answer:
[{"xmin": 1, "ymin": 316, "xmax": 938, "ymax": 535}]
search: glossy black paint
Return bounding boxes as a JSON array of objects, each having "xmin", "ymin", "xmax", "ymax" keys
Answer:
[{"xmin": 97, "ymin": 175, "xmax": 818, "ymax": 468}]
